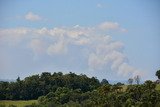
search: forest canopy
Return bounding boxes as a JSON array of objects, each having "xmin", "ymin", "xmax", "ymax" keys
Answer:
[{"xmin": 0, "ymin": 71, "xmax": 160, "ymax": 107}]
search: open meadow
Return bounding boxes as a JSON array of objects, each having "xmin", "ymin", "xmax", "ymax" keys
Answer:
[
  {"xmin": 0, "ymin": 100, "xmax": 37, "ymax": 107},
  {"xmin": 156, "ymin": 84, "xmax": 160, "ymax": 90}
]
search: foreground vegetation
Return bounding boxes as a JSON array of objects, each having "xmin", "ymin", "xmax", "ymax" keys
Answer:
[{"xmin": 0, "ymin": 69, "xmax": 160, "ymax": 107}]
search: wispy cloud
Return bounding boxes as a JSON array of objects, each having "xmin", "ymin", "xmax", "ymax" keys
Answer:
[
  {"xmin": 25, "ymin": 12, "xmax": 42, "ymax": 21},
  {"xmin": 47, "ymin": 39, "xmax": 68, "ymax": 55},
  {"xmin": 0, "ymin": 27, "xmax": 29, "ymax": 45},
  {"xmin": 29, "ymin": 39, "xmax": 46, "ymax": 55},
  {"xmin": 99, "ymin": 22, "xmax": 119, "ymax": 30},
  {"xmin": 98, "ymin": 21, "xmax": 127, "ymax": 32},
  {"xmin": 97, "ymin": 3, "xmax": 103, "ymax": 8},
  {"xmin": 0, "ymin": 21, "xmax": 142, "ymax": 77}
]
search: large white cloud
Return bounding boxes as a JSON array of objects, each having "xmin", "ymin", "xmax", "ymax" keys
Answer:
[{"xmin": 0, "ymin": 21, "xmax": 142, "ymax": 77}]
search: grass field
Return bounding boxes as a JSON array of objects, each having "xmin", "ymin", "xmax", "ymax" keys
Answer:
[
  {"xmin": 0, "ymin": 100, "xmax": 37, "ymax": 107},
  {"xmin": 156, "ymin": 84, "xmax": 160, "ymax": 90}
]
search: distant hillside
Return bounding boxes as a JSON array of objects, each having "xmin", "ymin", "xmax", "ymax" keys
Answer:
[{"xmin": 0, "ymin": 79, "xmax": 15, "ymax": 82}]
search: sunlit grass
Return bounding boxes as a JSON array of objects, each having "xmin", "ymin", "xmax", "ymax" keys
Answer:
[
  {"xmin": 0, "ymin": 100, "xmax": 37, "ymax": 107},
  {"xmin": 156, "ymin": 84, "xmax": 160, "ymax": 90},
  {"xmin": 121, "ymin": 85, "xmax": 128, "ymax": 92}
]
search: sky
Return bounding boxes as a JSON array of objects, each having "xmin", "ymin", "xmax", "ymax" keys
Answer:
[{"xmin": 0, "ymin": 0, "xmax": 160, "ymax": 81}]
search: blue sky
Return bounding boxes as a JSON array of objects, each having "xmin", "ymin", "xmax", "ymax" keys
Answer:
[{"xmin": 0, "ymin": 0, "xmax": 160, "ymax": 81}]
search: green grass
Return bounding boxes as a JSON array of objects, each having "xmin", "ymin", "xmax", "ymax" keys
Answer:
[
  {"xmin": 121, "ymin": 85, "xmax": 128, "ymax": 92},
  {"xmin": 0, "ymin": 100, "xmax": 37, "ymax": 107},
  {"xmin": 156, "ymin": 84, "xmax": 160, "ymax": 90}
]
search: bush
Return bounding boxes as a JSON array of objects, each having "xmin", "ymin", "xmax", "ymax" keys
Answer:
[{"xmin": 38, "ymin": 96, "xmax": 47, "ymax": 105}]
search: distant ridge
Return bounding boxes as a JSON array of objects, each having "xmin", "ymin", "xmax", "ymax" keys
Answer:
[{"xmin": 0, "ymin": 79, "xmax": 15, "ymax": 82}]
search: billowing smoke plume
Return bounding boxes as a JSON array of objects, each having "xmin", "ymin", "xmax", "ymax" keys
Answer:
[{"xmin": 0, "ymin": 21, "xmax": 143, "ymax": 77}]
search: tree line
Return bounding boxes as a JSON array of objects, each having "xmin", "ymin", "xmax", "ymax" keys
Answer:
[
  {"xmin": 0, "ymin": 72, "xmax": 100, "ymax": 100},
  {"xmin": 35, "ymin": 80, "xmax": 160, "ymax": 107},
  {"xmin": 0, "ymin": 70, "xmax": 160, "ymax": 107}
]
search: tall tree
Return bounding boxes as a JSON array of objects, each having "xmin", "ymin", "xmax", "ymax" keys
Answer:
[
  {"xmin": 156, "ymin": 69, "xmax": 160, "ymax": 79},
  {"xmin": 128, "ymin": 78, "xmax": 133, "ymax": 85},
  {"xmin": 134, "ymin": 75, "xmax": 140, "ymax": 85},
  {"xmin": 101, "ymin": 79, "xmax": 109, "ymax": 85}
]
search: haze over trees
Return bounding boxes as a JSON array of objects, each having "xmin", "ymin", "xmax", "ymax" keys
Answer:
[
  {"xmin": 134, "ymin": 75, "xmax": 141, "ymax": 85},
  {"xmin": 128, "ymin": 78, "xmax": 134, "ymax": 85}
]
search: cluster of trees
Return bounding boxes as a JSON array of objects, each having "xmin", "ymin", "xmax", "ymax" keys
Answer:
[
  {"xmin": 26, "ymin": 80, "xmax": 160, "ymax": 107},
  {"xmin": 0, "ymin": 69, "xmax": 160, "ymax": 107},
  {"xmin": 0, "ymin": 72, "xmax": 100, "ymax": 100},
  {"xmin": 128, "ymin": 75, "xmax": 141, "ymax": 85}
]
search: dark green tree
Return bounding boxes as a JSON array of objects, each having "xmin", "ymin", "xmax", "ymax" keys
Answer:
[
  {"xmin": 128, "ymin": 78, "xmax": 133, "ymax": 85},
  {"xmin": 156, "ymin": 69, "xmax": 160, "ymax": 79},
  {"xmin": 101, "ymin": 79, "xmax": 109, "ymax": 85},
  {"xmin": 134, "ymin": 75, "xmax": 140, "ymax": 85}
]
